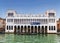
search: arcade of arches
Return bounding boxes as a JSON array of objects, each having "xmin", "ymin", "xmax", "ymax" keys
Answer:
[{"xmin": 14, "ymin": 26, "xmax": 47, "ymax": 34}]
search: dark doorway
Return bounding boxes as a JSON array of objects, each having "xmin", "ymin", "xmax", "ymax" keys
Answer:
[
  {"xmin": 14, "ymin": 26, "xmax": 16, "ymax": 34},
  {"xmin": 35, "ymin": 26, "xmax": 37, "ymax": 33},
  {"xmin": 18, "ymin": 26, "xmax": 20, "ymax": 34},
  {"xmin": 38, "ymin": 26, "xmax": 40, "ymax": 34},
  {"xmin": 57, "ymin": 24, "xmax": 60, "ymax": 32},
  {"xmin": 21, "ymin": 26, "xmax": 23, "ymax": 33},
  {"xmin": 24, "ymin": 26, "xmax": 27, "ymax": 33},
  {"xmin": 28, "ymin": 26, "xmax": 30, "ymax": 34},
  {"xmin": 41, "ymin": 26, "xmax": 44, "ymax": 34},
  {"xmin": 31, "ymin": 26, "xmax": 33, "ymax": 33},
  {"xmin": 45, "ymin": 26, "xmax": 47, "ymax": 34}
]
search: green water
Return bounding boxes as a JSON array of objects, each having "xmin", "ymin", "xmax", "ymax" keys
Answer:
[{"xmin": 0, "ymin": 34, "xmax": 60, "ymax": 43}]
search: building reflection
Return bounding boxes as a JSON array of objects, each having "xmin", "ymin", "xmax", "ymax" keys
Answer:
[
  {"xmin": 0, "ymin": 34, "xmax": 5, "ymax": 43},
  {"xmin": 0, "ymin": 34, "xmax": 57, "ymax": 43}
]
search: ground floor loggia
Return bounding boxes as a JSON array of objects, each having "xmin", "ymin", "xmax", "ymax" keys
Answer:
[
  {"xmin": 6, "ymin": 25, "xmax": 56, "ymax": 34},
  {"xmin": 14, "ymin": 25, "xmax": 47, "ymax": 34}
]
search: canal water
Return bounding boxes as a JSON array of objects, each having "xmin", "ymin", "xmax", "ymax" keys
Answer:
[{"xmin": 0, "ymin": 34, "xmax": 60, "ymax": 43}]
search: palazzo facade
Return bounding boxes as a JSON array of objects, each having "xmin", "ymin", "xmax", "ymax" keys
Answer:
[{"xmin": 5, "ymin": 10, "xmax": 57, "ymax": 34}]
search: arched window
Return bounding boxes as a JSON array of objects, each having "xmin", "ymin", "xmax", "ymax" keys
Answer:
[
  {"xmin": 7, "ymin": 26, "xmax": 8, "ymax": 30},
  {"xmin": 18, "ymin": 26, "xmax": 20, "ymax": 30}
]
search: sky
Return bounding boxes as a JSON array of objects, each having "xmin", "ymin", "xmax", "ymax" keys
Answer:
[{"xmin": 0, "ymin": 0, "xmax": 60, "ymax": 18}]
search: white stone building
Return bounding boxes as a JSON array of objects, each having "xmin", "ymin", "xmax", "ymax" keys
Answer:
[{"xmin": 5, "ymin": 10, "xmax": 57, "ymax": 34}]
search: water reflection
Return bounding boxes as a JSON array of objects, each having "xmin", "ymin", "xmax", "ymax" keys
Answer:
[
  {"xmin": 0, "ymin": 34, "xmax": 60, "ymax": 43},
  {"xmin": 0, "ymin": 34, "xmax": 5, "ymax": 43},
  {"xmin": 55, "ymin": 34, "xmax": 60, "ymax": 43}
]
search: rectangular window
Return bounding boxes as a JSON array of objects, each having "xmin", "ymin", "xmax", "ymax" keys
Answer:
[
  {"xmin": 14, "ymin": 19, "xmax": 20, "ymax": 24},
  {"xmin": 49, "ymin": 13, "xmax": 55, "ymax": 17},
  {"xmin": 7, "ymin": 19, "xmax": 13, "ymax": 22},
  {"xmin": 8, "ymin": 13, "xmax": 14, "ymax": 17},
  {"xmin": 49, "ymin": 19, "xmax": 55, "ymax": 23}
]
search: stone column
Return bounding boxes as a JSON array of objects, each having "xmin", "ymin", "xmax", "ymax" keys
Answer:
[
  {"xmin": 19, "ymin": 26, "xmax": 21, "ymax": 33},
  {"xmin": 23, "ymin": 27, "xmax": 24, "ymax": 33},
  {"xmin": 26, "ymin": 26, "xmax": 28, "ymax": 33},
  {"xmin": 33, "ymin": 26, "xmax": 35, "ymax": 33},
  {"xmin": 20, "ymin": 27, "xmax": 22, "ymax": 33},
  {"xmin": 53, "ymin": 26, "xmax": 54, "ymax": 30},
  {"xmin": 37, "ymin": 26, "xmax": 38, "ymax": 33},
  {"xmin": 13, "ymin": 25, "xmax": 14, "ymax": 33},
  {"xmin": 44, "ymin": 26, "xmax": 45, "ymax": 33},
  {"xmin": 23, "ymin": 26, "xmax": 25, "ymax": 33},
  {"xmin": 30, "ymin": 26, "xmax": 31, "ymax": 33},
  {"xmin": 40, "ymin": 26, "xmax": 41, "ymax": 33}
]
